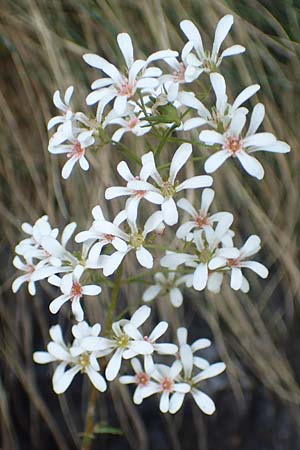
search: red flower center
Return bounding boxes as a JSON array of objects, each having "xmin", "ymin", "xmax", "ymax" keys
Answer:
[
  {"xmin": 71, "ymin": 281, "xmax": 83, "ymax": 297},
  {"xmin": 223, "ymin": 136, "xmax": 243, "ymax": 155},
  {"xmin": 136, "ymin": 372, "xmax": 150, "ymax": 386},
  {"xmin": 161, "ymin": 377, "xmax": 174, "ymax": 392},
  {"xmin": 67, "ymin": 141, "xmax": 85, "ymax": 159},
  {"xmin": 118, "ymin": 79, "xmax": 136, "ymax": 97}
]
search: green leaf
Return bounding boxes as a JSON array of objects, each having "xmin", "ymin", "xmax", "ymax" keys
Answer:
[{"xmin": 93, "ymin": 422, "xmax": 123, "ymax": 435}]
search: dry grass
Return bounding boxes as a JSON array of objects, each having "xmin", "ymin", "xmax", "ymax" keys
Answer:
[{"xmin": 1, "ymin": 1, "xmax": 300, "ymax": 449}]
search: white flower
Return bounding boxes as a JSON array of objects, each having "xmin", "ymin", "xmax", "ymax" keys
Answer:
[
  {"xmin": 177, "ymin": 327, "xmax": 211, "ymax": 370},
  {"xmin": 15, "ymin": 215, "xmax": 58, "ymax": 259},
  {"xmin": 200, "ymin": 105, "xmax": 290, "ymax": 180},
  {"xmin": 176, "ymin": 188, "xmax": 232, "ymax": 240},
  {"xmin": 48, "ymin": 265, "xmax": 101, "ymax": 321},
  {"xmin": 161, "ymin": 216, "xmax": 239, "ymax": 291},
  {"xmin": 33, "ymin": 323, "xmax": 107, "ymax": 394},
  {"xmin": 180, "ymin": 72, "xmax": 259, "ymax": 131},
  {"xmin": 105, "ymin": 159, "xmax": 164, "ymax": 221},
  {"xmin": 129, "ymin": 143, "xmax": 213, "ymax": 225},
  {"xmin": 82, "ymin": 306, "xmax": 154, "ymax": 381},
  {"xmin": 84, "ymin": 32, "xmax": 177, "ymax": 119},
  {"xmin": 49, "ymin": 130, "xmax": 95, "ymax": 179},
  {"xmin": 47, "ymin": 86, "xmax": 90, "ymax": 145},
  {"xmin": 98, "ymin": 211, "xmax": 164, "ymax": 275},
  {"xmin": 119, "ymin": 358, "xmax": 157, "ymax": 405},
  {"xmin": 34, "ymin": 222, "xmax": 79, "ymax": 276},
  {"xmin": 12, "ymin": 255, "xmax": 58, "ymax": 296},
  {"xmin": 177, "ymin": 343, "xmax": 226, "ymax": 415},
  {"xmin": 141, "ymin": 361, "xmax": 190, "ymax": 413},
  {"xmin": 159, "ymin": 42, "xmax": 202, "ymax": 101},
  {"xmin": 124, "ymin": 318, "xmax": 178, "ymax": 371},
  {"xmin": 180, "ymin": 15, "xmax": 245, "ymax": 74},
  {"xmin": 103, "ymin": 105, "xmax": 151, "ymax": 142},
  {"xmin": 75, "ymin": 205, "xmax": 128, "ymax": 264},
  {"xmin": 225, "ymin": 235, "xmax": 269, "ymax": 291},
  {"xmin": 142, "ymin": 271, "xmax": 188, "ymax": 308}
]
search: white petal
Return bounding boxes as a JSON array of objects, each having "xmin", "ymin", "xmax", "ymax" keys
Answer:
[
  {"xmin": 129, "ymin": 340, "xmax": 153, "ymax": 355},
  {"xmin": 142, "ymin": 284, "xmax": 162, "ymax": 302},
  {"xmin": 136, "ymin": 246, "xmax": 153, "ymax": 269},
  {"xmin": 83, "ymin": 54, "xmax": 122, "ymax": 82},
  {"xmin": 86, "ymin": 366, "xmax": 107, "ymax": 392},
  {"xmin": 119, "ymin": 375, "xmax": 136, "ymax": 385},
  {"xmin": 220, "ymin": 44, "xmax": 245, "ymax": 58},
  {"xmin": 123, "ymin": 324, "xmax": 143, "ymax": 340},
  {"xmin": 169, "ymin": 143, "xmax": 192, "ymax": 184},
  {"xmin": 170, "ymin": 287, "xmax": 183, "ymax": 307},
  {"xmin": 180, "ymin": 20, "xmax": 204, "ymax": 56},
  {"xmin": 240, "ymin": 261, "xmax": 268, "ymax": 278},
  {"xmin": 117, "ymin": 33, "xmax": 134, "ymax": 68},
  {"xmin": 79, "ymin": 156, "xmax": 89, "ymax": 171},
  {"xmin": 233, "ymin": 84, "xmax": 260, "ymax": 110},
  {"xmin": 82, "ymin": 285, "xmax": 102, "ymax": 296},
  {"xmin": 230, "ymin": 267, "xmax": 243, "ymax": 290},
  {"xmin": 105, "ymin": 348, "xmax": 123, "ymax": 381},
  {"xmin": 161, "ymin": 198, "xmax": 178, "ymax": 226},
  {"xmin": 239, "ymin": 235, "xmax": 261, "ymax": 259},
  {"xmin": 204, "ymin": 150, "xmax": 231, "ymax": 173},
  {"xmin": 191, "ymin": 338, "xmax": 211, "ymax": 352},
  {"xmin": 212, "ymin": 15, "xmax": 233, "ymax": 59},
  {"xmin": 114, "ymin": 95, "xmax": 127, "ymax": 115},
  {"xmin": 169, "ymin": 392, "xmax": 185, "ymax": 414},
  {"xmin": 117, "ymin": 160, "xmax": 134, "ymax": 181},
  {"xmin": 149, "ymin": 321, "xmax": 168, "ymax": 341},
  {"xmin": 159, "ymin": 391, "xmax": 170, "ymax": 413},
  {"xmin": 33, "ymin": 351, "xmax": 56, "ymax": 364},
  {"xmin": 100, "ymin": 252, "xmax": 126, "ymax": 276},
  {"xmin": 53, "ymin": 366, "xmax": 80, "ymax": 394},
  {"xmin": 210, "ymin": 73, "xmax": 227, "ymax": 111},
  {"xmin": 236, "ymin": 152, "xmax": 264, "ymax": 180},
  {"xmin": 12, "ymin": 275, "xmax": 28, "ymax": 293},
  {"xmin": 49, "ymin": 295, "xmax": 70, "ymax": 314},
  {"xmin": 183, "ymin": 117, "xmax": 207, "ymax": 131},
  {"xmin": 177, "ymin": 175, "xmax": 213, "ymax": 191},
  {"xmin": 49, "ymin": 324, "xmax": 64, "ymax": 344},
  {"xmin": 143, "ymin": 210, "xmax": 164, "ymax": 235},
  {"xmin": 180, "ymin": 344, "xmax": 193, "ymax": 378},
  {"xmin": 247, "ymin": 103, "xmax": 265, "ymax": 136},
  {"xmin": 199, "ymin": 130, "xmax": 224, "ymax": 145},
  {"xmin": 192, "ymin": 389, "xmax": 215, "ymax": 415},
  {"xmin": 47, "ymin": 342, "xmax": 70, "ymax": 361},
  {"xmin": 130, "ymin": 305, "xmax": 151, "ymax": 328},
  {"xmin": 229, "ymin": 110, "xmax": 247, "ymax": 135},
  {"xmin": 62, "ymin": 157, "xmax": 77, "ymax": 179},
  {"xmin": 243, "ymin": 132, "xmax": 276, "ymax": 147},
  {"xmin": 193, "ymin": 263, "xmax": 208, "ymax": 291},
  {"xmin": 61, "ymin": 222, "xmax": 76, "ymax": 247},
  {"xmin": 177, "ymin": 327, "xmax": 187, "ymax": 345},
  {"xmin": 194, "ymin": 362, "xmax": 226, "ymax": 383}
]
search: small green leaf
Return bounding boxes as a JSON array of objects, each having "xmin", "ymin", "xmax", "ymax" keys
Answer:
[{"xmin": 93, "ymin": 422, "xmax": 123, "ymax": 435}]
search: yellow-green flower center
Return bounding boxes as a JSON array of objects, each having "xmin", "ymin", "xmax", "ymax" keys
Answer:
[
  {"xmin": 130, "ymin": 232, "xmax": 144, "ymax": 248},
  {"xmin": 78, "ymin": 353, "xmax": 90, "ymax": 371},
  {"xmin": 161, "ymin": 180, "xmax": 176, "ymax": 198},
  {"xmin": 117, "ymin": 333, "xmax": 130, "ymax": 348}
]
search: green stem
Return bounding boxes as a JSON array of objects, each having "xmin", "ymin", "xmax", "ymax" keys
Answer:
[
  {"xmin": 154, "ymin": 123, "xmax": 177, "ymax": 159},
  {"xmin": 81, "ymin": 263, "xmax": 123, "ymax": 450},
  {"xmin": 104, "ymin": 263, "xmax": 123, "ymax": 334}
]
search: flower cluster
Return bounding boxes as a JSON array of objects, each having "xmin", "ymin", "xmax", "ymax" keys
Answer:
[{"xmin": 12, "ymin": 14, "xmax": 290, "ymax": 419}]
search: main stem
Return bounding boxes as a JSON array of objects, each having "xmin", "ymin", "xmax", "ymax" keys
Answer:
[{"xmin": 81, "ymin": 263, "xmax": 123, "ymax": 450}]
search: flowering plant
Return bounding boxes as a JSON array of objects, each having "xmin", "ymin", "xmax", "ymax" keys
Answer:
[{"xmin": 12, "ymin": 13, "xmax": 290, "ymax": 447}]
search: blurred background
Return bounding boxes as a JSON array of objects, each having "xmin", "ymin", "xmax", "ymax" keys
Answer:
[{"xmin": 1, "ymin": 0, "xmax": 300, "ymax": 449}]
